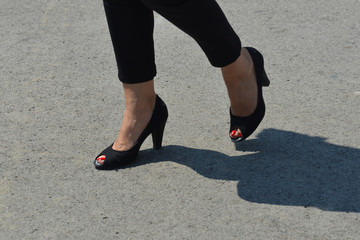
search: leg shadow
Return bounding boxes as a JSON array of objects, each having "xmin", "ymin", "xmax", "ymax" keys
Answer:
[{"xmin": 131, "ymin": 128, "xmax": 360, "ymax": 212}]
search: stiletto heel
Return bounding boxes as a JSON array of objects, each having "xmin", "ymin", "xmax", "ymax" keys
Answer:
[
  {"xmin": 94, "ymin": 95, "xmax": 168, "ymax": 170},
  {"xmin": 152, "ymin": 121, "xmax": 166, "ymax": 150},
  {"xmin": 229, "ymin": 47, "xmax": 270, "ymax": 142}
]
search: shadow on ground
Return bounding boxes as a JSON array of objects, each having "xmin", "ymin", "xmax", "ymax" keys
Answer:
[{"xmin": 131, "ymin": 128, "xmax": 360, "ymax": 213}]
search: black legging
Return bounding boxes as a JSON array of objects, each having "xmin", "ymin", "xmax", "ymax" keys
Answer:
[{"xmin": 103, "ymin": 0, "xmax": 241, "ymax": 84}]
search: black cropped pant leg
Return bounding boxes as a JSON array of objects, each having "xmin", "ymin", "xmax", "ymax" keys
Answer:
[{"xmin": 103, "ymin": 0, "xmax": 241, "ymax": 84}]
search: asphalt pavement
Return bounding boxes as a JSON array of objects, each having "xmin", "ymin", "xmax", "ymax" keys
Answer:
[{"xmin": 1, "ymin": 0, "xmax": 360, "ymax": 239}]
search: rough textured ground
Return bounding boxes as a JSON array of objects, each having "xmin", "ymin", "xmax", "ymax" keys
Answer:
[{"xmin": 1, "ymin": 0, "xmax": 359, "ymax": 239}]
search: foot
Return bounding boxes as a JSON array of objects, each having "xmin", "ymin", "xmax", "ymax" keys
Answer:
[
  {"xmin": 222, "ymin": 48, "xmax": 258, "ymax": 140},
  {"xmin": 94, "ymin": 95, "xmax": 168, "ymax": 169},
  {"xmin": 95, "ymin": 81, "xmax": 156, "ymax": 166}
]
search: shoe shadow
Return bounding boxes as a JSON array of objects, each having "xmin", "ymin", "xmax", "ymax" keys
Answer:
[{"xmin": 131, "ymin": 128, "xmax": 360, "ymax": 213}]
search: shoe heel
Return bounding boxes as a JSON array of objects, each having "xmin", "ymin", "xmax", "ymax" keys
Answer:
[
  {"xmin": 152, "ymin": 121, "xmax": 166, "ymax": 150},
  {"xmin": 262, "ymin": 69, "xmax": 270, "ymax": 87}
]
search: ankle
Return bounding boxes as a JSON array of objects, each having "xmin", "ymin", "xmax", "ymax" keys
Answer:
[
  {"xmin": 124, "ymin": 94, "xmax": 156, "ymax": 117},
  {"xmin": 123, "ymin": 80, "xmax": 156, "ymax": 105}
]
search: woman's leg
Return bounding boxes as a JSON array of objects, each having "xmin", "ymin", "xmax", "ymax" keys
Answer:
[
  {"xmin": 101, "ymin": 0, "xmax": 157, "ymax": 154},
  {"xmin": 221, "ymin": 48, "xmax": 258, "ymax": 139},
  {"xmin": 141, "ymin": 0, "xmax": 258, "ymax": 139}
]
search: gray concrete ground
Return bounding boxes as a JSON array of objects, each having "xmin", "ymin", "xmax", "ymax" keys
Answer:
[{"xmin": 1, "ymin": 0, "xmax": 360, "ymax": 239}]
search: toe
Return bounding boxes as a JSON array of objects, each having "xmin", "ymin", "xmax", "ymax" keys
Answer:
[
  {"xmin": 96, "ymin": 155, "xmax": 106, "ymax": 165},
  {"xmin": 230, "ymin": 129, "xmax": 243, "ymax": 139}
]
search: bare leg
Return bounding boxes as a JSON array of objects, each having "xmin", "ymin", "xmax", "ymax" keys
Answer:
[
  {"xmin": 114, "ymin": 80, "xmax": 156, "ymax": 150},
  {"xmin": 221, "ymin": 48, "xmax": 257, "ymax": 139},
  {"xmin": 97, "ymin": 80, "xmax": 156, "ymax": 162}
]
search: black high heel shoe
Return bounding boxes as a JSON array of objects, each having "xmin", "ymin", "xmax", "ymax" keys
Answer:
[
  {"xmin": 94, "ymin": 95, "xmax": 168, "ymax": 170},
  {"xmin": 229, "ymin": 47, "xmax": 270, "ymax": 142}
]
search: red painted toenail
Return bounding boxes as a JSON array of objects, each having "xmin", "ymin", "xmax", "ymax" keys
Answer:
[
  {"xmin": 96, "ymin": 156, "xmax": 105, "ymax": 164},
  {"xmin": 230, "ymin": 130, "xmax": 237, "ymax": 136}
]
